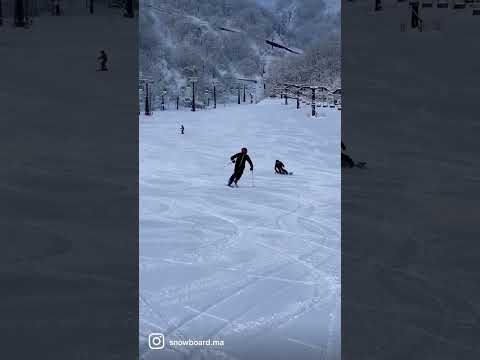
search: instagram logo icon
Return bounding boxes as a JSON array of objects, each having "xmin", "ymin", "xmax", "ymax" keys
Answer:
[{"xmin": 148, "ymin": 333, "xmax": 165, "ymax": 350}]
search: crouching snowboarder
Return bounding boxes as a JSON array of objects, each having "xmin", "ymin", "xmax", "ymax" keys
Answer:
[
  {"xmin": 274, "ymin": 160, "xmax": 290, "ymax": 175},
  {"xmin": 228, "ymin": 147, "xmax": 253, "ymax": 187}
]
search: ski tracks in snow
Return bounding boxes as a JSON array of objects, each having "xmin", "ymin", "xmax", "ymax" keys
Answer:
[{"xmin": 139, "ymin": 101, "xmax": 340, "ymax": 359}]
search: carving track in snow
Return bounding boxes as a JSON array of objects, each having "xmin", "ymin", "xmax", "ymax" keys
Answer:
[{"xmin": 140, "ymin": 99, "xmax": 340, "ymax": 359}]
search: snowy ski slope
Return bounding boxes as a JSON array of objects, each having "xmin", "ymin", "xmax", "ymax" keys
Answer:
[{"xmin": 139, "ymin": 99, "xmax": 341, "ymax": 359}]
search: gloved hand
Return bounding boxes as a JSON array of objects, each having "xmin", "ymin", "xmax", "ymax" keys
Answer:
[{"xmin": 232, "ymin": 160, "xmax": 235, "ymax": 163}]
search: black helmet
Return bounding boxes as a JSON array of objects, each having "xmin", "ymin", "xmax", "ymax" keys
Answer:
[{"xmin": 241, "ymin": 147, "xmax": 247, "ymax": 153}]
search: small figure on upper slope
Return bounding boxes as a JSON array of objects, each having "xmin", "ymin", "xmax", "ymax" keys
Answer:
[
  {"xmin": 274, "ymin": 160, "xmax": 289, "ymax": 175},
  {"xmin": 180, "ymin": 125, "xmax": 184, "ymax": 134},
  {"xmin": 98, "ymin": 50, "xmax": 108, "ymax": 71},
  {"xmin": 228, "ymin": 147, "xmax": 253, "ymax": 187}
]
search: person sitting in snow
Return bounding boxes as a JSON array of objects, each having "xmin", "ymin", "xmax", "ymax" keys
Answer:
[
  {"xmin": 274, "ymin": 160, "xmax": 289, "ymax": 175},
  {"xmin": 228, "ymin": 147, "xmax": 253, "ymax": 187}
]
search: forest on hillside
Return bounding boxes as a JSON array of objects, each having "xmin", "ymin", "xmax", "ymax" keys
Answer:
[{"xmin": 140, "ymin": 0, "xmax": 340, "ymax": 106}]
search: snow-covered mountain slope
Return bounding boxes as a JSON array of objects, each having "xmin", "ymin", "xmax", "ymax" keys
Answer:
[
  {"xmin": 274, "ymin": 0, "xmax": 339, "ymax": 41},
  {"xmin": 265, "ymin": 0, "xmax": 340, "ymax": 90},
  {"xmin": 140, "ymin": 0, "xmax": 289, "ymax": 100},
  {"xmin": 139, "ymin": 100, "xmax": 341, "ymax": 359},
  {"xmin": 140, "ymin": 0, "xmax": 340, "ymax": 105}
]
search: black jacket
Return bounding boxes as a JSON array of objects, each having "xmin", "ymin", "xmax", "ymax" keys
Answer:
[
  {"xmin": 231, "ymin": 153, "xmax": 253, "ymax": 171},
  {"xmin": 274, "ymin": 160, "xmax": 285, "ymax": 173}
]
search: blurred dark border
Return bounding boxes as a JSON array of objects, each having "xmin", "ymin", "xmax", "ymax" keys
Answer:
[
  {"xmin": 342, "ymin": 1, "xmax": 480, "ymax": 359},
  {"xmin": 0, "ymin": 1, "xmax": 138, "ymax": 358}
]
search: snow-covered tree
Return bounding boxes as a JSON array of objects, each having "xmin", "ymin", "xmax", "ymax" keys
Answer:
[{"xmin": 140, "ymin": 0, "xmax": 340, "ymax": 106}]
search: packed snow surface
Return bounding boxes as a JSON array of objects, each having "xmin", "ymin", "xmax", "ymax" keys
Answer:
[{"xmin": 139, "ymin": 99, "xmax": 340, "ymax": 360}]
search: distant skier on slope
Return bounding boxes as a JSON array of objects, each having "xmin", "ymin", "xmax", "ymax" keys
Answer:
[
  {"xmin": 98, "ymin": 50, "xmax": 108, "ymax": 71},
  {"xmin": 180, "ymin": 125, "xmax": 184, "ymax": 134},
  {"xmin": 228, "ymin": 147, "xmax": 253, "ymax": 187},
  {"xmin": 274, "ymin": 160, "xmax": 290, "ymax": 175}
]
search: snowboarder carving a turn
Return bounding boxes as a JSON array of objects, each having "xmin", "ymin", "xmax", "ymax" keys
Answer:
[
  {"xmin": 228, "ymin": 147, "xmax": 253, "ymax": 187},
  {"xmin": 274, "ymin": 160, "xmax": 291, "ymax": 175},
  {"xmin": 98, "ymin": 50, "xmax": 108, "ymax": 71}
]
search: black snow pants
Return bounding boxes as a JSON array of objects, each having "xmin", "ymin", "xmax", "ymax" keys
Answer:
[{"xmin": 228, "ymin": 167, "xmax": 245, "ymax": 185}]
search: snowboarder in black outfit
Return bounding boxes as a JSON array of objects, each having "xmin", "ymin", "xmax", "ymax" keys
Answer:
[
  {"xmin": 274, "ymin": 160, "xmax": 289, "ymax": 175},
  {"xmin": 228, "ymin": 147, "xmax": 253, "ymax": 187},
  {"xmin": 98, "ymin": 50, "xmax": 108, "ymax": 71},
  {"xmin": 180, "ymin": 125, "xmax": 184, "ymax": 134}
]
